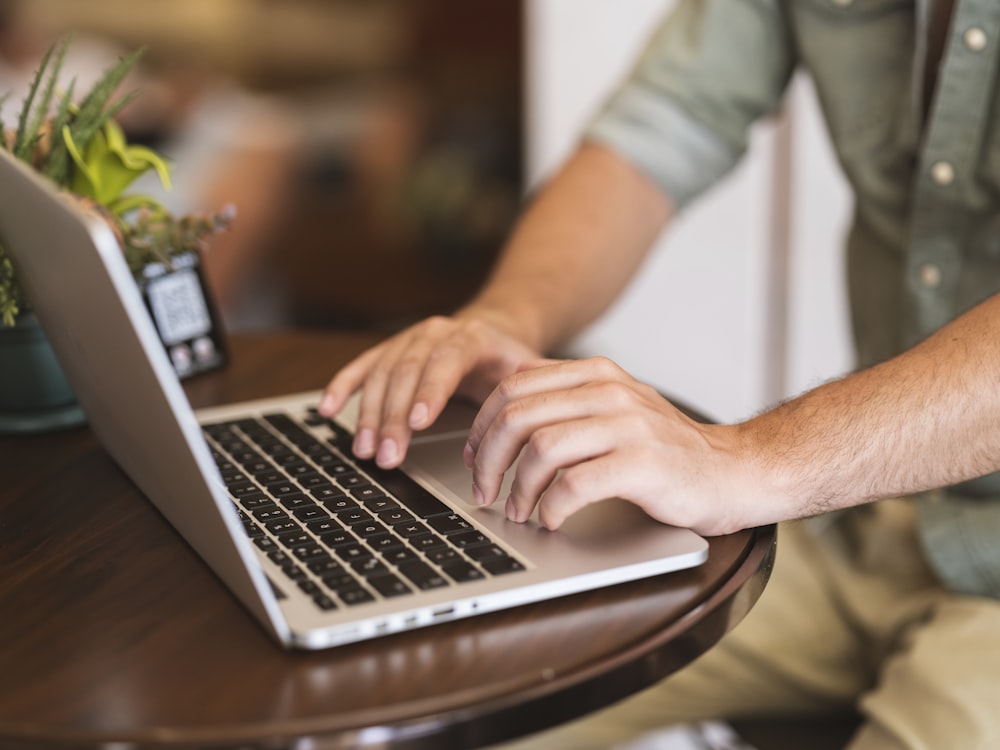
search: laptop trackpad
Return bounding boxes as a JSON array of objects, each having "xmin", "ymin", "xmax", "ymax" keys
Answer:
[{"xmin": 405, "ymin": 438, "xmax": 668, "ymax": 540}]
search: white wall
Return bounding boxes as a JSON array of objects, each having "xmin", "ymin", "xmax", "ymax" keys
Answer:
[{"xmin": 523, "ymin": 0, "xmax": 854, "ymax": 423}]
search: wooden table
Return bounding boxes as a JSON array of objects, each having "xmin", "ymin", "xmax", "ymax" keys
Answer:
[{"xmin": 0, "ymin": 330, "xmax": 776, "ymax": 749}]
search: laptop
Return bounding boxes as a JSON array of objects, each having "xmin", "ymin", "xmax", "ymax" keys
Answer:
[{"xmin": 0, "ymin": 148, "xmax": 708, "ymax": 650}]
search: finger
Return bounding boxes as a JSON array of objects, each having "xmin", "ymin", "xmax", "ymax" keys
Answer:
[
  {"xmin": 504, "ymin": 416, "xmax": 616, "ymax": 522},
  {"xmin": 514, "ymin": 357, "xmax": 561, "ymax": 374},
  {"xmin": 408, "ymin": 334, "xmax": 483, "ymax": 429},
  {"xmin": 351, "ymin": 336, "xmax": 415, "ymax": 460},
  {"xmin": 374, "ymin": 317, "xmax": 489, "ymax": 467},
  {"xmin": 470, "ymin": 383, "xmax": 616, "ymax": 507},
  {"xmin": 535, "ymin": 455, "xmax": 633, "ymax": 530},
  {"xmin": 318, "ymin": 345, "xmax": 384, "ymax": 417},
  {"xmin": 375, "ymin": 331, "xmax": 446, "ymax": 468},
  {"xmin": 468, "ymin": 358, "xmax": 616, "ymax": 457}
]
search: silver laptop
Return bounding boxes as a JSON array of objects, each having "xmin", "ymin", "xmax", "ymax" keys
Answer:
[{"xmin": 0, "ymin": 149, "xmax": 708, "ymax": 650}]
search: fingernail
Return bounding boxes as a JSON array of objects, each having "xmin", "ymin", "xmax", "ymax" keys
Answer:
[
  {"xmin": 472, "ymin": 482, "xmax": 485, "ymax": 506},
  {"xmin": 354, "ymin": 429, "xmax": 375, "ymax": 457},
  {"xmin": 463, "ymin": 441, "xmax": 475, "ymax": 468},
  {"xmin": 376, "ymin": 438, "xmax": 399, "ymax": 467},
  {"xmin": 409, "ymin": 402, "xmax": 429, "ymax": 429},
  {"xmin": 318, "ymin": 394, "xmax": 336, "ymax": 416},
  {"xmin": 505, "ymin": 496, "xmax": 517, "ymax": 522}
]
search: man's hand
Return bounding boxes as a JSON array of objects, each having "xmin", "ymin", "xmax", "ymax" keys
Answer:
[
  {"xmin": 462, "ymin": 357, "xmax": 759, "ymax": 536},
  {"xmin": 319, "ymin": 314, "xmax": 539, "ymax": 469}
]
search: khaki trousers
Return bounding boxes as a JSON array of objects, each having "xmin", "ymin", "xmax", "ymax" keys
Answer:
[{"xmin": 497, "ymin": 500, "xmax": 1000, "ymax": 750}]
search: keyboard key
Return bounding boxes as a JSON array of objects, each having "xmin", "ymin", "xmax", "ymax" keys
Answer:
[
  {"xmin": 364, "ymin": 497, "xmax": 400, "ymax": 513},
  {"xmin": 305, "ymin": 518, "xmax": 342, "ymax": 536},
  {"xmin": 278, "ymin": 493, "xmax": 313, "ymax": 510},
  {"xmin": 240, "ymin": 494, "xmax": 273, "ymax": 510},
  {"xmin": 378, "ymin": 508, "xmax": 416, "ymax": 526},
  {"xmin": 383, "ymin": 547, "xmax": 421, "ymax": 566},
  {"xmin": 369, "ymin": 573, "xmax": 412, "ymax": 598},
  {"xmin": 441, "ymin": 560, "xmax": 486, "ymax": 583},
  {"xmin": 365, "ymin": 464, "xmax": 452, "ymax": 518},
  {"xmin": 350, "ymin": 485, "xmax": 386, "ymax": 503},
  {"xmin": 254, "ymin": 536, "xmax": 278, "ymax": 552},
  {"xmin": 354, "ymin": 520, "xmax": 389, "ymax": 539},
  {"xmin": 253, "ymin": 506, "xmax": 289, "ymax": 523},
  {"xmin": 337, "ymin": 473, "xmax": 368, "ymax": 489},
  {"xmin": 408, "ymin": 533, "xmax": 448, "ymax": 553},
  {"xmin": 221, "ymin": 469, "xmax": 248, "ymax": 486},
  {"xmin": 398, "ymin": 561, "xmax": 449, "ymax": 590},
  {"xmin": 276, "ymin": 532, "xmax": 313, "ymax": 549},
  {"xmin": 428, "ymin": 513, "xmax": 475, "ymax": 535},
  {"xmin": 480, "ymin": 555, "xmax": 526, "ymax": 576},
  {"xmin": 334, "ymin": 544, "xmax": 373, "ymax": 563},
  {"xmin": 365, "ymin": 533, "xmax": 405, "ymax": 553},
  {"xmin": 229, "ymin": 481, "xmax": 262, "ymax": 498},
  {"xmin": 449, "ymin": 529, "xmax": 490, "ymax": 549},
  {"xmin": 351, "ymin": 557, "xmax": 391, "ymax": 579},
  {"xmin": 321, "ymin": 571, "xmax": 358, "ymax": 592},
  {"xmin": 396, "ymin": 521, "xmax": 432, "ymax": 539},
  {"xmin": 298, "ymin": 474, "xmax": 329, "ymax": 489},
  {"xmin": 293, "ymin": 506, "xmax": 331, "ymax": 524},
  {"xmin": 265, "ymin": 518, "xmax": 303, "ymax": 537},
  {"xmin": 339, "ymin": 586, "xmax": 376, "ymax": 606},
  {"xmin": 317, "ymin": 529, "xmax": 358, "ymax": 548},
  {"xmin": 321, "ymin": 496, "xmax": 358, "ymax": 514},
  {"xmin": 310, "ymin": 484, "xmax": 347, "ymax": 502},
  {"xmin": 425, "ymin": 548, "xmax": 461, "ymax": 566},
  {"xmin": 289, "ymin": 542, "xmax": 329, "ymax": 562},
  {"xmin": 312, "ymin": 594, "xmax": 338, "ymax": 611},
  {"xmin": 336, "ymin": 508, "xmax": 374, "ymax": 526},
  {"xmin": 308, "ymin": 558, "xmax": 347, "ymax": 576}
]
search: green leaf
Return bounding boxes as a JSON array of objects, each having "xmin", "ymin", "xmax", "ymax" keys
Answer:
[
  {"xmin": 20, "ymin": 36, "xmax": 71, "ymax": 161},
  {"xmin": 64, "ymin": 120, "xmax": 172, "ymax": 209},
  {"xmin": 45, "ymin": 47, "xmax": 144, "ymax": 185},
  {"xmin": 109, "ymin": 192, "xmax": 167, "ymax": 217}
]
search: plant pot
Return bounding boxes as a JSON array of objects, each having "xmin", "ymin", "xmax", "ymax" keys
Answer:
[{"xmin": 0, "ymin": 313, "xmax": 85, "ymax": 434}]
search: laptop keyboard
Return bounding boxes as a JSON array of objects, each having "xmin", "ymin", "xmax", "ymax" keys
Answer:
[{"xmin": 202, "ymin": 409, "xmax": 525, "ymax": 612}]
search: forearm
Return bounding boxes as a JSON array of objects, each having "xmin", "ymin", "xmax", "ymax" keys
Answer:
[
  {"xmin": 461, "ymin": 142, "xmax": 673, "ymax": 354},
  {"xmin": 741, "ymin": 293, "xmax": 1000, "ymax": 522}
]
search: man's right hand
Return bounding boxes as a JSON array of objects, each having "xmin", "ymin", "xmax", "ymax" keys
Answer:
[{"xmin": 318, "ymin": 313, "xmax": 540, "ymax": 470}]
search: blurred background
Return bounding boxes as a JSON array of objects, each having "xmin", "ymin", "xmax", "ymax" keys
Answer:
[
  {"xmin": 2, "ymin": 0, "xmax": 524, "ymax": 333},
  {"xmin": 2, "ymin": 0, "xmax": 853, "ymax": 423}
]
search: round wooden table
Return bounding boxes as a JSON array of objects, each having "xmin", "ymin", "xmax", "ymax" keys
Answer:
[{"xmin": 0, "ymin": 331, "xmax": 776, "ymax": 749}]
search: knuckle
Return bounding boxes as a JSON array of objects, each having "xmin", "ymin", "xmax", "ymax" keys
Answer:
[
  {"xmin": 557, "ymin": 466, "xmax": 588, "ymax": 498},
  {"xmin": 421, "ymin": 315, "xmax": 452, "ymax": 337},
  {"xmin": 392, "ymin": 353, "xmax": 425, "ymax": 380},
  {"xmin": 593, "ymin": 380, "xmax": 634, "ymax": 409},
  {"xmin": 524, "ymin": 429, "xmax": 557, "ymax": 463},
  {"xmin": 588, "ymin": 356, "xmax": 621, "ymax": 377},
  {"xmin": 494, "ymin": 402, "xmax": 524, "ymax": 432},
  {"xmin": 494, "ymin": 376, "xmax": 520, "ymax": 402}
]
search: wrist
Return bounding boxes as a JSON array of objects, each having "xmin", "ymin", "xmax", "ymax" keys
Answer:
[
  {"xmin": 732, "ymin": 412, "xmax": 849, "ymax": 528},
  {"xmin": 455, "ymin": 299, "xmax": 547, "ymax": 354}
]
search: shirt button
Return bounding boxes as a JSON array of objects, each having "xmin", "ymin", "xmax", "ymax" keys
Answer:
[
  {"xmin": 919, "ymin": 263, "xmax": 943, "ymax": 289},
  {"xmin": 931, "ymin": 160, "xmax": 955, "ymax": 186},
  {"xmin": 964, "ymin": 27, "xmax": 988, "ymax": 52}
]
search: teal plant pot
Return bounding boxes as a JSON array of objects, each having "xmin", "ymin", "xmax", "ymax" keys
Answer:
[{"xmin": 0, "ymin": 313, "xmax": 85, "ymax": 434}]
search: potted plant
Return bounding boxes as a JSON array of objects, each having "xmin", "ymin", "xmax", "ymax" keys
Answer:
[{"xmin": 0, "ymin": 37, "xmax": 231, "ymax": 434}]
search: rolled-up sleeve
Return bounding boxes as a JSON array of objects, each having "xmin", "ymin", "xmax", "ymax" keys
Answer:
[{"xmin": 585, "ymin": 0, "xmax": 796, "ymax": 209}]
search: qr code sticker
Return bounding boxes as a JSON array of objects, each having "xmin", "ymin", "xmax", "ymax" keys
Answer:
[{"xmin": 147, "ymin": 268, "xmax": 211, "ymax": 345}]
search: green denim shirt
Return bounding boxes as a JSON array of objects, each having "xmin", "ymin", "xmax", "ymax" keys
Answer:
[{"xmin": 586, "ymin": 0, "xmax": 1000, "ymax": 598}]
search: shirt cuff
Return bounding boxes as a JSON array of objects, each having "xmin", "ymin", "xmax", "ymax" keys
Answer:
[{"xmin": 584, "ymin": 86, "xmax": 744, "ymax": 210}]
